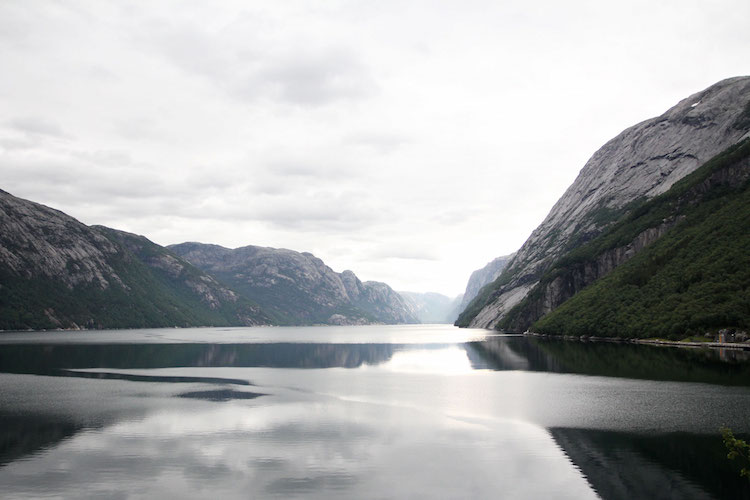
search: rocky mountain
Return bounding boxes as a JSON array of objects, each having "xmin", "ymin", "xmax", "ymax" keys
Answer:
[
  {"xmin": 530, "ymin": 138, "xmax": 750, "ymax": 338},
  {"xmin": 458, "ymin": 76, "xmax": 750, "ymax": 329},
  {"xmin": 399, "ymin": 291, "xmax": 463, "ymax": 324},
  {"xmin": 458, "ymin": 254, "xmax": 514, "ymax": 311},
  {"xmin": 169, "ymin": 242, "xmax": 419, "ymax": 325},
  {"xmin": 0, "ymin": 189, "xmax": 270, "ymax": 330}
]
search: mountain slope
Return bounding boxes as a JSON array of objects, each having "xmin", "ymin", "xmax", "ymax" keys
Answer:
[
  {"xmin": 0, "ymin": 190, "xmax": 270, "ymax": 330},
  {"xmin": 458, "ymin": 76, "xmax": 750, "ymax": 329},
  {"xmin": 169, "ymin": 242, "xmax": 419, "ymax": 325},
  {"xmin": 529, "ymin": 139, "xmax": 750, "ymax": 338},
  {"xmin": 458, "ymin": 254, "xmax": 514, "ymax": 312},
  {"xmin": 399, "ymin": 291, "xmax": 462, "ymax": 324}
]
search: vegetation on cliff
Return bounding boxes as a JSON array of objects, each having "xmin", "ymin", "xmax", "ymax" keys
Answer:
[
  {"xmin": 0, "ymin": 192, "xmax": 270, "ymax": 330},
  {"xmin": 530, "ymin": 139, "xmax": 750, "ymax": 339}
]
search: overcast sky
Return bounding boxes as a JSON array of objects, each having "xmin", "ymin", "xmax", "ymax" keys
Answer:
[{"xmin": 1, "ymin": 0, "xmax": 749, "ymax": 296}]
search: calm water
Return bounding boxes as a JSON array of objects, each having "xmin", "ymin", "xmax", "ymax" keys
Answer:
[{"xmin": 1, "ymin": 325, "xmax": 749, "ymax": 499}]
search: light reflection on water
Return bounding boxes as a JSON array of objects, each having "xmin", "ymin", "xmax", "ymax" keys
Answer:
[
  {"xmin": 0, "ymin": 325, "xmax": 749, "ymax": 499},
  {"xmin": 372, "ymin": 346, "xmax": 475, "ymax": 374}
]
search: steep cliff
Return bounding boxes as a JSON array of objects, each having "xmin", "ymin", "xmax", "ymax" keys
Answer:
[
  {"xmin": 0, "ymin": 190, "xmax": 270, "ymax": 330},
  {"xmin": 169, "ymin": 242, "xmax": 419, "ymax": 325},
  {"xmin": 530, "ymin": 139, "xmax": 750, "ymax": 338},
  {"xmin": 458, "ymin": 254, "xmax": 514, "ymax": 311},
  {"xmin": 458, "ymin": 76, "xmax": 750, "ymax": 329}
]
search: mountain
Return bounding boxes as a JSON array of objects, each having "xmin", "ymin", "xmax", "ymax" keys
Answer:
[
  {"xmin": 529, "ymin": 139, "xmax": 750, "ymax": 338},
  {"xmin": 458, "ymin": 254, "xmax": 514, "ymax": 312},
  {"xmin": 0, "ymin": 190, "xmax": 270, "ymax": 330},
  {"xmin": 398, "ymin": 291, "xmax": 463, "ymax": 324},
  {"xmin": 169, "ymin": 242, "xmax": 419, "ymax": 326},
  {"xmin": 457, "ymin": 76, "xmax": 750, "ymax": 329}
]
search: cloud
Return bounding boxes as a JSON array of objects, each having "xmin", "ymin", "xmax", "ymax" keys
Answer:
[
  {"xmin": 145, "ymin": 19, "xmax": 376, "ymax": 107},
  {"xmin": 251, "ymin": 49, "xmax": 377, "ymax": 106},
  {"xmin": 344, "ymin": 131, "xmax": 412, "ymax": 154},
  {"xmin": 366, "ymin": 243, "xmax": 441, "ymax": 262},
  {"xmin": 9, "ymin": 116, "xmax": 66, "ymax": 138}
]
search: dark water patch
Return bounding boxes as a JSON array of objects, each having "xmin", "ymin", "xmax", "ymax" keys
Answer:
[
  {"xmin": 265, "ymin": 473, "xmax": 358, "ymax": 496},
  {"xmin": 552, "ymin": 427, "xmax": 750, "ymax": 500},
  {"xmin": 177, "ymin": 389, "xmax": 265, "ymax": 402},
  {"xmin": 467, "ymin": 336, "xmax": 750, "ymax": 385},
  {"xmin": 61, "ymin": 370, "xmax": 252, "ymax": 386},
  {"xmin": 0, "ymin": 414, "xmax": 84, "ymax": 467},
  {"xmin": 0, "ymin": 342, "xmax": 398, "ymax": 376}
]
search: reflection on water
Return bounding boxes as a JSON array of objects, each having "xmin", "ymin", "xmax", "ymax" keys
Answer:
[
  {"xmin": 0, "ymin": 325, "xmax": 749, "ymax": 499},
  {"xmin": 470, "ymin": 335, "xmax": 750, "ymax": 385},
  {"xmin": 552, "ymin": 428, "xmax": 749, "ymax": 500},
  {"xmin": 373, "ymin": 346, "xmax": 475, "ymax": 374}
]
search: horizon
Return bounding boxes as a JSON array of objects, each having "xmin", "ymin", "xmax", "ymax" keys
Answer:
[{"xmin": 1, "ymin": 1, "xmax": 749, "ymax": 296}]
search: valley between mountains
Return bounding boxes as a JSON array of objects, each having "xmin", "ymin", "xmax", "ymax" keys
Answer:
[{"xmin": 2, "ymin": 76, "xmax": 749, "ymax": 338}]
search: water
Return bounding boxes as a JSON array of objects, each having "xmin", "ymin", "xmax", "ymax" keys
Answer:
[{"xmin": 1, "ymin": 325, "xmax": 749, "ymax": 499}]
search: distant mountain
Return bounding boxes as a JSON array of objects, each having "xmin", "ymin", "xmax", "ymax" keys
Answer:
[
  {"xmin": 457, "ymin": 254, "xmax": 514, "ymax": 312},
  {"xmin": 458, "ymin": 76, "xmax": 750, "ymax": 331},
  {"xmin": 0, "ymin": 190, "xmax": 270, "ymax": 330},
  {"xmin": 399, "ymin": 291, "xmax": 463, "ymax": 324},
  {"xmin": 169, "ymin": 242, "xmax": 419, "ymax": 326}
]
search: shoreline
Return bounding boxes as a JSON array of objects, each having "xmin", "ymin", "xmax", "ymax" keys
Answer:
[{"xmin": 523, "ymin": 331, "xmax": 750, "ymax": 351}]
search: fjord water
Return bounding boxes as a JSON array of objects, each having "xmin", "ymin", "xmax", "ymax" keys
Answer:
[{"xmin": 1, "ymin": 326, "xmax": 749, "ymax": 499}]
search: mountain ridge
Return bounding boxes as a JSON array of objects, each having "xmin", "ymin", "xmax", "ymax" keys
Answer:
[
  {"xmin": 169, "ymin": 241, "xmax": 419, "ymax": 326},
  {"xmin": 458, "ymin": 76, "xmax": 750, "ymax": 329},
  {"xmin": 0, "ymin": 189, "xmax": 270, "ymax": 330},
  {"xmin": 529, "ymin": 138, "xmax": 750, "ymax": 338}
]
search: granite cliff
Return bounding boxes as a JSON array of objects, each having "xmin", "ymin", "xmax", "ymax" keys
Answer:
[
  {"xmin": 169, "ymin": 242, "xmax": 419, "ymax": 325},
  {"xmin": 0, "ymin": 190, "xmax": 270, "ymax": 330},
  {"xmin": 458, "ymin": 76, "xmax": 750, "ymax": 329},
  {"xmin": 530, "ymin": 139, "xmax": 750, "ymax": 338},
  {"xmin": 458, "ymin": 254, "xmax": 514, "ymax": 312}
]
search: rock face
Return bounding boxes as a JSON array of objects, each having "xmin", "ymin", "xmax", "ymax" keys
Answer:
[
  {"xmin": 459, "ymin": 76, "xmax": 750, "ymax": 329},
  {"xmin": 530, "ymin": 139, "xmax": 750, "ymax": 338},
  {"xmin": 399, "ymin": 291, "xmax": 463, "ymax": 324},
  {"xmin": 0, "ymin": 189, "xmax": 270, "ymax": 330},
  {"xmin": 169, "ymin": 242, "xmax": 419, "ymax": 325},
  {"xmin": 458, "ymin": 254, "xmax": 514, "ymax": 311}
]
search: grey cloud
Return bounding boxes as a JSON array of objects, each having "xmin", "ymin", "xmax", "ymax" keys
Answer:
[
  {"xmin": 0, "ymin": 137, "xmax": 35, "ymax": 151},
  {"xmin": 9, "ymin": 116, "xmax": 66, "ymax": 138},
  {"xmin": 0, "ymin": 155, "xmax": 178, "ymax": 213},
  {"xmin": 114, "ymin": 117, "xmax": 164, "ymax": 142},
  {"xmin": 267, "ymin": 161, "xmax": 323, "ymax": 177},
  {"xmin": 146, "ymin": 23, "xmax": 229, "ymax": 80},
  {"xmin": 265, "ymin": 159, "xmax": 352, "ymax": 178},
  {"xmin": 144, "ymin": 20, "xmax": 375, "ymax": 107},
  {"xmin": 434, "ymin": 209, "xmax": 470, "ymax": 226},
  {"xmin": 366, "ymin": 249, "xmax": 440, "ymax": 261},
  {"xmin": 170, "ymin": 193, "xmax": 382, "ymax": 232},
  {"xmin": 254, "ymin": 49, "xmax": 377, "ymax": 106},
  {"xmin": 71, "ymin": 149, "xmax": 133, "ymax": 167},
  {"xmin": 344, "ymin": 131, "xmax": 412, "ymax": 154},
  {"xmin": 246, "ymin": 159, "xmax": 365, "ymax": 197}
]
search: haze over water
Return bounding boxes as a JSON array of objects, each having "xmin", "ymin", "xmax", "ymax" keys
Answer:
[{"xmin": 1, "ymin": 325, "xmax": 749, "ymax": 499}]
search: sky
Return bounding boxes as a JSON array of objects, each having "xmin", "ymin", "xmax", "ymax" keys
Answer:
[{"xmin": 1, "ymin": 0, "xmax": 749, "ymax": 297}]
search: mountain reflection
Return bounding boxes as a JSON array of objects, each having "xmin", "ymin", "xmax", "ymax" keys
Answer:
[
  {"xmin": 0, "ymin": 343, "xmax": 398, "ymax": 376},
  {"xmin": 3, "ymin": 337, "xmax": 750, "ymax": 385},
  {"xmin": 467, "ymin": 336, "xmax": 750, "ymax": 385},
  {"xmin": 0, "ymin": 415, "xmax": 84, "ymax": 467},
  {"xmin": 551, "ymin": 428, "xmax": 750, "ymax": 500}
]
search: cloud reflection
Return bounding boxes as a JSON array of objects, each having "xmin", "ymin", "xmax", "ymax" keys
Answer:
[{"xmin": 0, "ymin": 399, "xmax": 596, "ymax": 499}]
